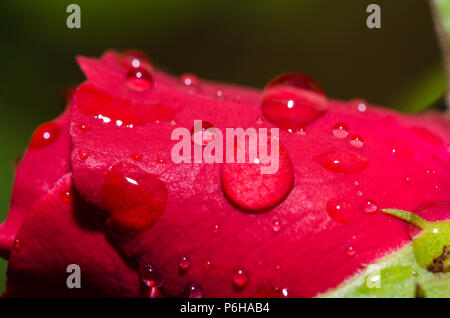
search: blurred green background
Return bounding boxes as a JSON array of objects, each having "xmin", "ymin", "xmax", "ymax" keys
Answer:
[{"xmin": 0, "ymin": 0, "xmax": 447, "ymax": 293}]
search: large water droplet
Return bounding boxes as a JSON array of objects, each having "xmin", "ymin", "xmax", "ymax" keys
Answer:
[
  {"xmin": 139, "ymin": 262, "xmax": 164, "ymax": 289},
  {"xmin": 261, "ymin": 73, "xmax": 327, "ymax": 130},
  {"xmin": 183, "ymin": 283, "xmax": 203, "ymax": 298},
  {"xmin": 29, "ymin": 123, "xmax": 60, "ymax": 149},
  {"xmin": 101, "ymin": 162, "xmax": 168, "ymax": 232},
  {"xmin": 221, "ymin": 133, "xmax": 294, "ymax": 212},
  {"xmin": 191, "ymin": 121, "xmax": 216, "ymax": 146},
  {"xmin": 126, "ymin": 67, "xmax": 153, "ymax": 91},
  {"xmin": 332, "ymin": 123, "xmax": 349, "ymax": 139},
  {"xmin": 326, "ymin": 199, "xmax": 356, "ymax": 223},
  {"xmin": 232, "ymin": 269, "xmax": 248, "ymax": 289},
  {"xmin": 315, "ymin": 151, "xmax": 368, "ymax": 174}
]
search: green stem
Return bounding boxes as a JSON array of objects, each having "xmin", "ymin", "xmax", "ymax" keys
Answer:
[{"xmin": 382, "ymin": 209, "xmax": 429, "ymax": 229}]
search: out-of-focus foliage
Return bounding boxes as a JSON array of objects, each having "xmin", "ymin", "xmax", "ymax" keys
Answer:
[{"xmin": 0, "ymin": 0, "xmax": 447, "ymax": 292}]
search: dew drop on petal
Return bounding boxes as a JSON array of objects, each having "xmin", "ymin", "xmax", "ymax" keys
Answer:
[
  {"xmin": 13, "ymin": 239, "xmax": 21, "ymax": 251},
  {"xmin": 346, "ymin": 246, "xmax": 356, "ymax": 257},
  {"xmin": 101, "ymin": 162, "xmax": 168, "ymax": 232},
  {"xmin": 178, "ymin": 256, "xmax": 191, "ymax": 273},
  {"xmin": 362, "ymin": 199, "xmax": 378, "ymax": 214},
  {"xmin": 350, "ymin": 135, "xmax": 364, "ymax": 148},
  {"xmin": 183, "ymin": 283, "xmax": 203, "ymax": 298},
  {"xmin": 131, "ymin": 153, "xmax": 143, "ymax": 162},
  {"xmin": 262, "ymin": 74, "xmax": 327, "ymax": 130},
  {"xmin": 332, "ymin": 123, "xmax": 349, "ymax": 139},
  {"xmin": 180, "ymin": 73, "xmax": 199, "ymax": 87},
  {"xmin": 29, "ymin": 123, "xmax": 60, "ymax": 149},
  {"xmin": 326, "ymin": 199, "xmax": 356, "ymax": 223},
  {"xmin": 272, "ymin": 219, "xmax": 282, "ymax": 232},
  {"xmin": 139, "ymin": 262, "xmax": 163, "ymax": 289},
  {"xmin": 78, "ymin": 123, "xmax": 92, "ymax": 132},
  {"xmin": 254, "ymin": 286, "xmax": 289, "ymax": 298},
  {"xmin": 60, "ymin": 190, "xmax": 73, "ymax": 204},
  {"xmin": 232, "ymin": 269, "xmax": 248, "ymax": 289},
  {"xmin": 126, "ymin": 67, "xmax": 153, "ymax": 91},
  {"xmin": 204, "ymin": 260, "xmax": 212, "ymax": 271},
  {"xmin": 78, "ymin": 149, "xmax": 89, "ymax": 161},
  {"xmin": 315, "ymin": 151, "xmax": 368, "ymax": 174},
  {"xmin": 212, "ymin": 224, "xmax": 220, "ymax": 234},
  {"xmin": 191, "ymin": 121, "xmax": 216, "ymax": 146}
]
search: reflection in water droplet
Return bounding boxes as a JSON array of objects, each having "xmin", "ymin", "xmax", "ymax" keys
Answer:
[
  {"xmin": 126, "ymin": 67, "xmax": 153, "ymax": 91},
  {"xmin": 332, "ymin": 123, "xmax": 349, "ymax": 139}
]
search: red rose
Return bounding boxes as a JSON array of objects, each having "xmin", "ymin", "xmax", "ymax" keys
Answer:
[{"xmin": 0, "ymin": 51, "xmax": 448, "ymax": 298}]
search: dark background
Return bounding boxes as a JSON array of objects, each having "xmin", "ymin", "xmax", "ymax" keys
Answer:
[{"xmin": 0, "ymin": 0, "xmax": 447, "ymax": 292}]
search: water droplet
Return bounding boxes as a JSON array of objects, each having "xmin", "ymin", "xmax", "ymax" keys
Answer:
[
  {"xmin": 180, "ymin": 73, "xmax": 199, "ymax": 87},
  {"xmin": 60, "ymin": 190, "xmax": 73, "ymax": 204},
  {"xmin": 275, "ymin": 265, "xmax": 281, "ymax": 272},
  {"xmin": 13, "ymin": 239, "xmax": 21, "ymax": 251},
  {"xmin": 272, "ymin": 219, "xmax": 281, "ymax": 232},
  {"xmin": 126, "ymin": 67, "xmax": 153, "ymax": 91},
  {"xmin": 155, "ymin": 158, "xmax": 165, "ymax": 164},
  {"xmin": 351, "ymin": 99, "xmax": 367, "ymax": 112},
  {"xmin": 76, "ymin": 85, "xmax": 174, "ymax": 127},
  {"xmin": 78, "ymin": 123, "xmax": 92, "ymax": 132},
  {"xmin": 346, "ymin": 246, "xmax": 356, "ymax": 257},
  {"xmin": 131, "ymin": 153, "xmax": 143, "ymax": 162},
  {"xmin": 326, "ymin": 199, "xmax": 356, "ymax": 223},
  {"xmin": 101, "ymin": 162, "xmax": 168, "ymax": 232},
  {"xmin": 78, "ymin": 149, "xmax": 89, "ymax": 161},
  {"xmin": 262, "ymin": 75, "xmax": 327, "ymax": 130},
  {"xmin": 178, "ymin": 256, "xmax": 191, "ymax": 273},
  {"xmin": 215, "ymin": 90, "xmax": 225, "ymax": 99},
  {"xmin": 221, "ymin": 133, "xmax": 294, "ymax": 212},
  {"xmin": 357, "ymin": 190, "xmax": 363, "ymax": 196},
  {"xmin": 191, "ymin": 121, "xmax": 216, "ymax": 146},
  {"xmin": 204, "ymin": 260, "xmax": 212, "ymax": 270},
  {"xmin": 350, "ymin": 135, "xmax": 364, "ymax": 148},
  {"xmin": 354, "ymin": 180, "xmax": 360, "ymax": 186},
  {"xmin": 332, "ymin": 123, "xmax": 349, "ymax": 139},
  {"xmin": 170, "ymin": 120, "xmax": 176, "ymax": 126},
  {"xmin": 29, "ymin": 123, "xmax": 60, "ymax": 149},
  {"xmin": 183, "ymin": 283, "xmax": 203, "ymax": 298},
  {"xmin": 139, "ymin": 262, "xmax": 163, "ymax": 288},
  {"xmin": 265, "ymin": 73, "xmax": 325, "ymax": 95},
  {"xmin": 256, "ymin": 117, "xmax": 264, "ymax": 125},
  {"xmin": 362, "ymin": 199, "xmax": 378, "ymax": 214},
  {"xmin": 212, "ymin": 224, "xmax": 220, "ymax": 234},
  {"xmin": 315, "ymin": 151, "xmax": 368, "ymax": 174},
  {"xmin": 296, "ymin": 127, "xmax": 307, "ymax": 136},
  {"xmin": 232, "ymin": 269, "xmax": 248, "ymax": 289}
]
